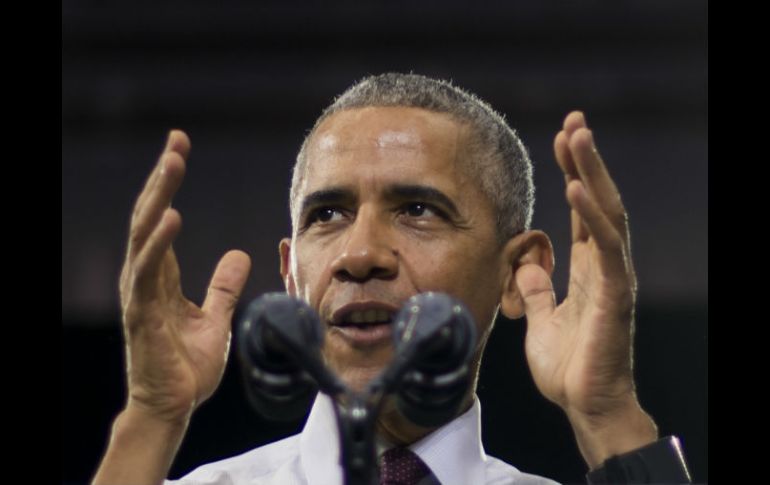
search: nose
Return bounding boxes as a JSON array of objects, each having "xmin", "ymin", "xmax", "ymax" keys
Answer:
[{"xmin": 330, "ymin": 208, "xmax": 398, "ymax": 282}]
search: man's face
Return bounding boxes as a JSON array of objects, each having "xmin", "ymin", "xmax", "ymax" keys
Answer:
[{"xmin": 280, "ymin": 106, "xmax": 507, "ymax": 392}]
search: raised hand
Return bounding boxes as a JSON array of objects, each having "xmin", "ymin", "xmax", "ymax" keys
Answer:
[
  {"xmin": 513, "ymin": 112, "xmax": 657, "ymax": 467},
  {"xmin": 93, "ymin": 131, "xmax": 252, "ymax": 485},
  {"xmin": 119, "ymin": 130, "xmax": 251, "ymax": 423}
]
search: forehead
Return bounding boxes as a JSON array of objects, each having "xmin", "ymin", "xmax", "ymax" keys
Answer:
[
  {"xmin": 301, "ymin": 106, "xmax": 475, "ymax": 191},
  {"xmin": 312, "ymin": 106, "xmax": 463, "ymax": 154}
]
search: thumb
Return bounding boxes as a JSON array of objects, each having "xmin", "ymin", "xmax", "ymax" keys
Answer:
[
  {"xmin": 514, "ymin": 263, "xmax": 556, "ymax": 325},
  {"xmin": 202, "ymin": 250, "xmax": 252, "ymax": 323}
]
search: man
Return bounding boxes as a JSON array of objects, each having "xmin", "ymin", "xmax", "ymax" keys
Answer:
[{"xmin": 92, "ymin": 73, "xmax": 688, "ymax": 485}]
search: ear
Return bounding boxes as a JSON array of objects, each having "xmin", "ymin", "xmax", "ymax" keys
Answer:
[
  {"xmin": 499, "ymin": 230, "xmax": 555, "ymax": 319},
  {"xmin": 279, "ymin": 237, "xmax": 297, "ymax": 297}
]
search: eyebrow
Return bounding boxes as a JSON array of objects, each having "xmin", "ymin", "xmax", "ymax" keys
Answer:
[{"xmin": 299, "ymin": 183, "xmax": 460, "ymax": 220}]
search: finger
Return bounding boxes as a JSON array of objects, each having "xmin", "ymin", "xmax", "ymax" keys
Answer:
[
  {"xmin": 568, "ymin": 128, "xmax": 628, "ymax": 236},
  {"xmin": 132, "ymin": 208, "xmax": 183, "ymax": 301},
  {"xmin": 166, "ymin": 129, "xmax": 191, "ymax": 160},
  {"xmin": 555, "ymin": 111, "xmax": 588, "ymax": 180},
  {"xmin": 566, "ymin": 180, "xmax": 628, "ymax": 278},
  {"xmin": 129, "ymin": 150, "xmax": 187, "ymax": 258},
  {"xmin": 131, "ymin": 161, "xmax": 163, "ymax": 225},
  {"xmin": 563, "ymin": 110, "xmax": 587, "ymax": 135},
  {"xmin": 554, "ymin": 130, "xmax": 578, "ymax": 182},
  {"xmin": 555, "ymin": 130, "xmax": 588, "ymax": 242},
  {"xmin": 132, "ymin": 130, "xmax": 191, "ymax": 227},
  {"xmin": 568, "ymin": 207, "xmax": 589, "ymax": 243},
  {"xmin": 202, "ymin": 250, "xmax": 252, "ymax": 324},
  {"xmin": 514, "ymin": 263, "xmax": 556, "ymax": 326}
]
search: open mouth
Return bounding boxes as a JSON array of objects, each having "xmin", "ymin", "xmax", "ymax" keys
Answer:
[
  {"xmin": 330, "ymin": 307, "xmax": 397, "ymax": 346},
  {"xmin": 335, "ymin": 309, "xmax": 394, "ymax": 328}
]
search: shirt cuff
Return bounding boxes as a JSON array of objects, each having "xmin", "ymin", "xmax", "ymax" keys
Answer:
[{"xmin": 585, "ymin": 436, "xmax": 692, "ymax": 484}]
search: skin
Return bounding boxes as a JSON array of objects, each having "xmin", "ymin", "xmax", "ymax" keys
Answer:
[{"xmin": 92, "ymin": 106, "xmax": 657, "ymax": 485}]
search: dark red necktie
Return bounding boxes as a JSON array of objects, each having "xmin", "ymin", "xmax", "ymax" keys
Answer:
[{"xmin": 379, "ymin": 447, "xmax": 436, "ymax": 485}]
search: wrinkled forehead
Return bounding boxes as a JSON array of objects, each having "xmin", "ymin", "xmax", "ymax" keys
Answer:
[
  {"xmin": 300, "ymin": 107, "xmax": 477, "ymax": 185},
  {"xmin": 310, "ymin": 106, "xmax": 464, "ymax": 154}
]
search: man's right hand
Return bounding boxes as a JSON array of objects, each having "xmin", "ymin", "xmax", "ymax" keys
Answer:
[
  {"xmin": 92, "ymin": 130, "xmax": 252, "ymax": 485},
  {"xmin": 91, "ymin": 130, "xmax": 251, "ymax": 485},
  {"xmin": 119, "ymin": 130, "xmax": 252, "ymax": 424}
]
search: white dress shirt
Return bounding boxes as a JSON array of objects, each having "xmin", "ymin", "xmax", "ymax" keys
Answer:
[{"xmin": 165, "ymin": 393, "xmax": 560, "ymax": 485}]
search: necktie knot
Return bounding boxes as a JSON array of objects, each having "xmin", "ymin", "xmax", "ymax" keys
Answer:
[{"xmin": 379, "ymin": 447, "xmax": 433, "ymax": 485}]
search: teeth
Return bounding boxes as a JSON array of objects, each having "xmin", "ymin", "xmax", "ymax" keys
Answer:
[{"xmin": 344, "ymin": 309, "xmax": 392, "ymax": 324}]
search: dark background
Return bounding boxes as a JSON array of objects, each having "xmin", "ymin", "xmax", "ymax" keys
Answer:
[{"xmin": 62, "ymin": 1, "xmax": 707, "ymax": 484}]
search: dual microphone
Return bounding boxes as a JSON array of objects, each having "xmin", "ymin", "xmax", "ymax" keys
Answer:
[{"xmin": 237, "ymin": 292, "xmax": 478, "ymax": 428}]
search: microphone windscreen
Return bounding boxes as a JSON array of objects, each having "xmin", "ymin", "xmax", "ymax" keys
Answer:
[
  {"xmin": 237, "ymin": 293, "xmax": 321, "ymax": 421},
  {"xmin": 391, "ymin": 292, "xmax": 477, "ymax": 427}
]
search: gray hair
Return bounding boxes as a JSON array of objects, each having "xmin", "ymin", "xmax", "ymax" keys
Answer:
[{"xmin": 290, "ymin": 72, "xmax": 534, "ymax": 243}]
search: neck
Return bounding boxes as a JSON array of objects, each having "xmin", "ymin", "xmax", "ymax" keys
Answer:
[
  {"xmin": 374, "ymin": 341, "xmax": 485, "ymax": 446},
  {"xmin": 374, "ymin": 390, "xmax": 475, "ymax": 446}
]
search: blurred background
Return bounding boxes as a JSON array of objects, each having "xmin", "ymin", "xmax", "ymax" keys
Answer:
[{"xmin": 62, "ymin": 1, "xmax": 707, "ymax": 484}]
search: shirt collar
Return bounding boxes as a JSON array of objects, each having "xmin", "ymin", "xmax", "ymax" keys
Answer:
[
  {"xmin": 299, "ymin": 393, "xmax": 343, "ymax": 485},
  {"xmin": 408, "ymin": 396, "xmax": 487, "ymax": 485},
  {"xmin": 299, "ymin": 393, "xmax": 487, "ymax": 485}
]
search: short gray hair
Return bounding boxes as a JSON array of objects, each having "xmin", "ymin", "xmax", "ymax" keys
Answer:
[{"xmin": 290, "ymin": 72, "xmax": 534, "ymax": 243}]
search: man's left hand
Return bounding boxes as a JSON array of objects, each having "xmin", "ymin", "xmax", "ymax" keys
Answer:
[{"xmin": 513, "ymin": 111, "xmax": 658, "ymax": 468}]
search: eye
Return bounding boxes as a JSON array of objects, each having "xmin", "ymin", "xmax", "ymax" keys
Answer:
[
  {"xmin": 305, "ymin": 207, "xmax": 345, "ymax": 226},
  {"xmin": 402, "ymin": 202, "xmax": 444, "ymax": 219},
  {"xmin": 405, "ymin": 203, "xmax": 429, "ymax": 217}
]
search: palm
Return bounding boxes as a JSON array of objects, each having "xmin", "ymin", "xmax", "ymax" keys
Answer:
[{"xmin": 124, "ymin": 259, "xmax": 223, "ymax": 410}]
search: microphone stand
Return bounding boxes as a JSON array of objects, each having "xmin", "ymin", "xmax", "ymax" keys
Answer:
[
  {"xmin": 330, "ymin": 393, "xmax": 378, "ymax": 485},
  {"xmin": 301, "ymin": 353, "xmax": 415, "ymax": 485}
]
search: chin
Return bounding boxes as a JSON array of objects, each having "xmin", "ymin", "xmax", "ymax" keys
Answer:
[
  {"xmin": 323, "ymin": 343, "xmax": 394, "ymax": 393},
  {"xmin": 337, "ymin": 365, "xmax": 387, "ymax": 393}
]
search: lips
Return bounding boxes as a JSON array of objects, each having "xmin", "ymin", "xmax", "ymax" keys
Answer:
[{"xmin": 329, "ymin": 301, "xmax": 400, "ymax": 347}]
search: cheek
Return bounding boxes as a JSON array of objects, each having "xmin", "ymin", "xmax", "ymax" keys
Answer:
[
  {"xmin": 292, "ymin": 245, "xmax": 331, "ymax": 304},
  {"xmin": 405, "ymin": 237, "xmax": 502, "ymax": 318}
]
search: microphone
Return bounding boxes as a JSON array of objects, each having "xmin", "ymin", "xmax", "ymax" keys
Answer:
[
  {"xmin": 391, "ymin": 292, "xmax": 477, "ymax": 427},
  {"xmin": 237, "ymin": 293, "xmax": 324, "ymax": 421}
]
